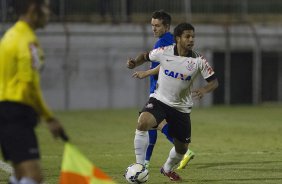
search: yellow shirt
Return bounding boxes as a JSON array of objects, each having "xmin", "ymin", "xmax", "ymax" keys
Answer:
[{"xmin": 0, "ymin": 20, "xmax": 53, "ymax": 120}]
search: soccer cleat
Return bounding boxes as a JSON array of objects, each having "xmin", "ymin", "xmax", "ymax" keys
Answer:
[
  {"xmin": 160, "ymin": 167, "xmax": 182, "ymax": 181},
  {"xmin": 177, "ymin": 149, "xmax": 195, "ymax": 170}
]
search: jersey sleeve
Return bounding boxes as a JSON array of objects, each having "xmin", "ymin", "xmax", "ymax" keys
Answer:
[
  {"xmin": 198, "ymin": 55, "xmax": 215, "ymax": 80},
  {"xmin": 148, "ymin": 47, "xmax": 163, "ymax": 63},
  {"xmin": 33, "ymin": 72, "xmax": 54, "ymax": 120},
  {"xmin": 18, "ymin": 41, "xmax": 53, "ymax": 120}
]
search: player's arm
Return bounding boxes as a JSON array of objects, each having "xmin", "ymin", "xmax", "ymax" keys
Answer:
[
  {"xmin": 32, "ymin": 75, "xmax": 68, "ymax": 140},
  {"xmin": 127, "ymin": 52, "xmax": 150, "ymax": 69},
  {"xmin": 193, "ymin": 54, "xmax": 219, "ymax": 99},
  {"xmin": 192, "ymin": 76, "xmax": 218, "ymax": 100},
  {"xmin": 18, "ymin": 43, "xmax": 67, "ymax": 140},
  {"xmin": 132, "ymin": 65, "xmax": 160, "ymax": 79},
  {"xmin": 18, "ymin": 43, "xmax": 54, "ymax": 121}
]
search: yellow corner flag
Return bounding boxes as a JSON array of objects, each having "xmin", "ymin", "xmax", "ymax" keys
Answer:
[{"xmin": 59, "ymin": 143, "xmax": 116, "ymax": 184}]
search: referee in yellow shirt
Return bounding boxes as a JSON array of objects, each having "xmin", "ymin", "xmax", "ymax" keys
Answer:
[{"xmin": 0, "ymin": 1, "xmax": 67, "ymax": 184}]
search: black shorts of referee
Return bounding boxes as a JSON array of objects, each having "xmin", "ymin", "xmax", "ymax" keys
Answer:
[{"xmin": 0, "ymin": 101, "xmax": 40, "ymax": 164}]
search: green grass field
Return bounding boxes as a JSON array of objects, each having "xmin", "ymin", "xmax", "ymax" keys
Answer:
[{"xmin": 1, "ymin": 104, "xmax": 282, "ymax": 184}]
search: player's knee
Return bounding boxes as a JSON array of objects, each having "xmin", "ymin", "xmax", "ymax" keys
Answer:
[
  {"xmin": 137, "ymin": 113, "xmax": 156, "ymax": 131},
  {"xmin": 137, "ymin": 121, "xmax": 150, "ymax": 131}
]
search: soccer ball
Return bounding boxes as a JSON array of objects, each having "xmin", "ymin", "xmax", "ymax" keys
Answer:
[{"xmin": 124, "ymin": 163, "xmax": 149, "ymax": 184}]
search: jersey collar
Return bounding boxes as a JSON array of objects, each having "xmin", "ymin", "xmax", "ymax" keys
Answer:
[{"xmin": 174, "ymin": 45, "xmax": 192, "ymax": 57}]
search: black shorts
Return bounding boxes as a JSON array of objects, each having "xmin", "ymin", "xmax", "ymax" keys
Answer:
[
  {"xmin": 0, "ymin": 101, "xmax": 40, "ymax": 164},
  {"xmin": 141, "ymin": 97, "xmax": 191, "ymax": 143}
]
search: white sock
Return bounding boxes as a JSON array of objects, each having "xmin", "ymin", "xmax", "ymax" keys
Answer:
[
  {"xmin": 134, "ymin": 129, "xmax": 149, "ymax": 165},
  {"xmin": 9, "ymin": 176, "xmax": 18, "ymax": 184},
  {"xmin": 18, "ymin": 177, "xmax": 38, "ymax": 184},
  {"xmin": 163, "ymin": 147, "xmax": 184, "ymax": 172}
]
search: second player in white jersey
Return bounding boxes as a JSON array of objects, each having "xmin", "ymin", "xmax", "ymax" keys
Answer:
[
  {"xmin": 149, "ymin": 45, "xmax": 214, "ymax": 113},
  {"xmin": 126, "ymin": 22, "xmax": 218, "ymax": 182}
]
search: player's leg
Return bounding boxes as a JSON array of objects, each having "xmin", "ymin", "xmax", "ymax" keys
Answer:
[
  {"xmin": 159, "ymin": 121, "xmax": 195, "ymax": 169},
  {"xmin": 8, "ymin": 175, "xmax": 18, "ymax": 184},
  {"xmin": 177, "ymin": 148, "xmax": 195, "ymax": 170},
  {"xmin": 162, "ymin": 140, "xmax": 188, "ymax": 172},
  {"xmin": 135, "ymin": 97, "xmax": 165, "ymax": 165},
  {"xmin": 135, "ymin": 112, "xmax": 157, "ymax": 164},
  {"xmin": 158, "ymin": 121, "xmax": 173, "ymax": 143},
  {"xmin": 160, "ymin": 107, "xmax": 191, "ymax": 181},
  {"xmin": 0, "ymin": 102, "xmax": 42, "ymax": 184},
  {"xmin": 144, "ymin": 120, "xmax": 175, "ymax": 169},
  {"xmin": 6, "ymin": 131, "xmax": 43, "ymax": 184},
  {"xmin": 145, "ymin": 120, "xmax": 172, "ymax": 168},
  {"xmin": 13, "ymin": 160, "xmax": 42, "ymax": 184},
  {"xmin": 144, "ymin": 129, "xmax": 157, "ymax": 168},
  {"xmin": 3, "ymin": 137, "xmax": 42, "ymax": 184},
  {"xmin": 161, "ymin": 140, "xmax": 187, "ymax": 181}
]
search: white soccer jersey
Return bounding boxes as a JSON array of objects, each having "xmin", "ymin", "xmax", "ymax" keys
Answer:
[{"xmin": 148, "ymin": 45, "xmax": 215, "ymax": 113}]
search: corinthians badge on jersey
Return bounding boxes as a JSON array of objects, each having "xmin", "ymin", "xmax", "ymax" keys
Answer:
[
  {"xmin": 186, "ymin": 60, "xmax": 195, "ymax": 71},
  {"xmin": 146, "ymin": 103, "xmax": 154, "ymax": 109}
]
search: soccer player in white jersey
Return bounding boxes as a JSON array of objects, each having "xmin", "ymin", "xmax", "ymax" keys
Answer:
[
  {"xmin": 132, "ymin": 10, "xmax": 195, "ymax": 170},
  {"xmin": 127, "ymin": 23, "xmax": 218, "ymax": 181}
]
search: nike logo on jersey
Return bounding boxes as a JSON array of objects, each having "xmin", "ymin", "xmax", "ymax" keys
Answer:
[
  {"xmin": 166, "ymin": 59, "xmax": 174, "ymax": 62},
  {"xmin": 164, "ymin": 70, "xmax": 192, "ymax": 81}
]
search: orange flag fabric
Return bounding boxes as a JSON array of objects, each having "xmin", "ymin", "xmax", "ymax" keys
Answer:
[{"xmin": 59, "ymin": 143, "xmax": 116, "ymax": 184}]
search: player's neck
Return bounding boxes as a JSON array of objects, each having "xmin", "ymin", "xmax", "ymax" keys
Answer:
[{"xmin": 177, "ymin": 47, "xmax": 189, "ymax": 57}]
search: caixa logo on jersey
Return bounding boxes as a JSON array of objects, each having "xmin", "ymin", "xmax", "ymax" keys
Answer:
[{"xmin": 164, "ymin": 70, "xmax": 191, "ymax": 81}]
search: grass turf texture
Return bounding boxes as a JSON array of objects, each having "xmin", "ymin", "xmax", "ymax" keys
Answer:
[{"xmin": 1, "ymin": 104, "xmax": 282, "ymax": 183}]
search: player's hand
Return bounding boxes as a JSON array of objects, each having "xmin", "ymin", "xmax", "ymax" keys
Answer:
[
  {"xmin": 46, "ymin": 118, "xmax": 68, "ymax": 140},
  {"xmin": 127, "ymin": 58, "xmax": 136, "ymax": 69},
  {"xmin": 192, "ymin": 89, "xmax": 204, "ymax": 100},
  {"xmin": 132, "ymin": 71, "xmax": 148, "ymax": 79}
]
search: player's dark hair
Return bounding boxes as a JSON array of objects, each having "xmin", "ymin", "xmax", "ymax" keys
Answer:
[
  {"xmin": 173, "ymin": 23, "xmax": 195, "ymax": 42},
  {"xmin": 151, "ymin": 10, "xmax": 171, "ymax": 26},
  {"xmin": 11, "ymin": 0, "xmax": 45, "ymax": 15}
]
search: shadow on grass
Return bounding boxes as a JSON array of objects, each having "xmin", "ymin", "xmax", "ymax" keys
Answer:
[
  {"xmin": 148, "ymin": 177, "xmax": 282, "ymax": 184},
  {"xmin": 137, "ymin": 161, "xmax": 282, "ymax": 184},
  {"xmin": 195, "ymin": 160, "xmax": 282, "ymax": 169},
  {"xmin": 190, "ymin": 177, "xmax": 282, "ymax": 183}
]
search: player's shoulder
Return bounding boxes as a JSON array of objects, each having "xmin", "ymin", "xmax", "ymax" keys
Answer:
[
  {"xmin": 0, "ymin": 25, "xmax": 18, "ymax": 49},
  {"xmin": 150, "ymin": 45, "xmax": 173, "ymax": 58},
  {"xmin": 161, "ymin": 32, "xmax": 174, "ymax": 42},
  {"xmin": 154, "ymin": 44, "xmax": 174, "ymax": 52},
  {"xmin": 4, "ymin": 23, "xmax": 32, "ymax": 42},
  {"xmin": 160, "ymin": 44, "xmax": 174, "ymax": 55},
  {"xmin": 190, "ymin": 50, "xmax": 202, "ymax": 59},
  {"xmin": 190, "ymin": 50, "xmax": 209, "ymax": 64},
  {"xmin": 155, "ymin": 32, "xmax": 174, "ymax": 48}
]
